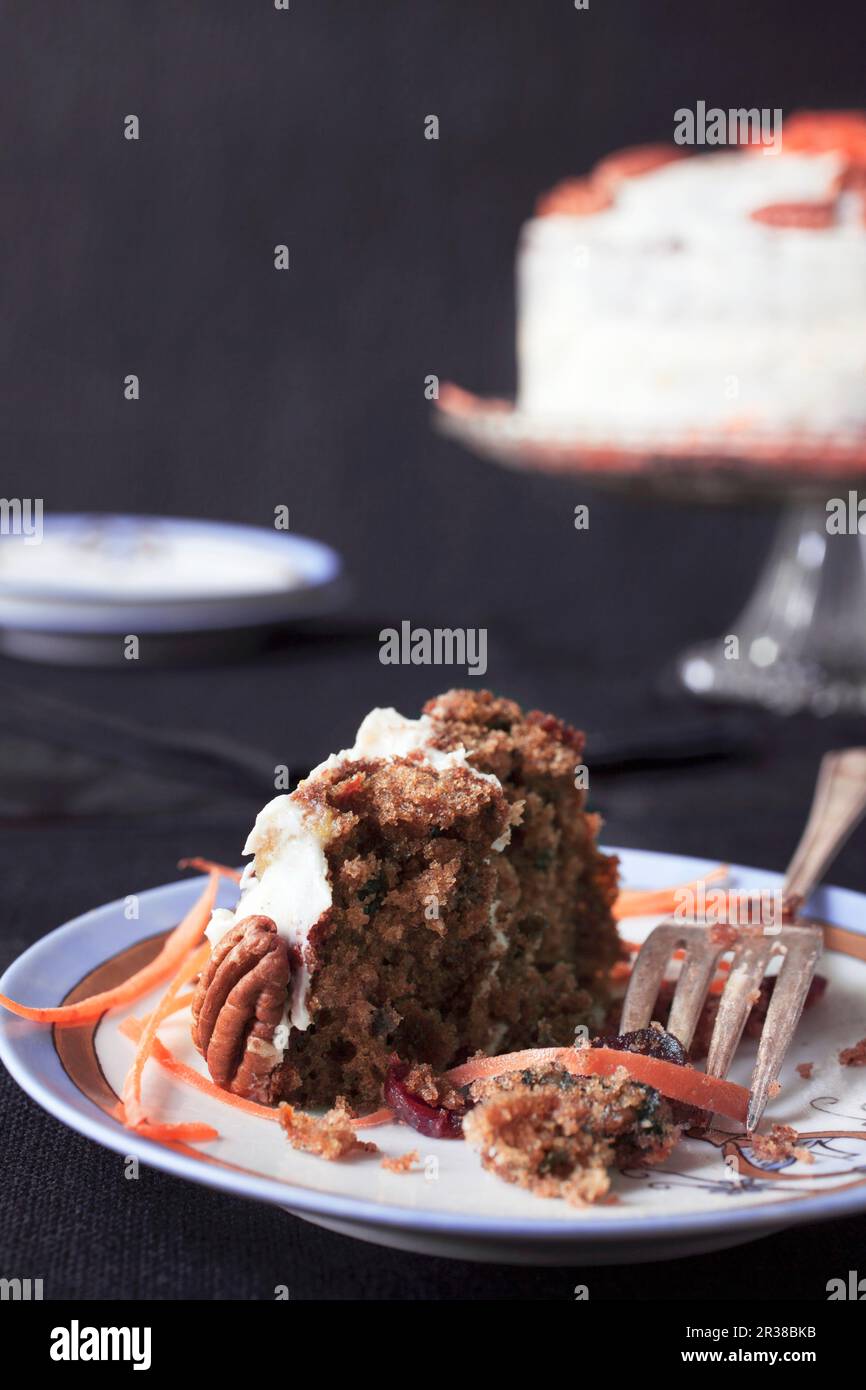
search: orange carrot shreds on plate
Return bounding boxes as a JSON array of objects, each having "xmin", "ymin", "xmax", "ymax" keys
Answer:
[
  {"xmin": 118, "ymin": 1019, "xmax": 280, "ymax": 1123},
  {"xmin": 178, "ymin": 857, "xmax": 242, "ymax": 884},
  {"xmin": 613, "ymin": 865, "xmax": 728, "ymax": 920},
  {"xmin": 353, "ymin": 1107, "xmax": 397, "ymax": 1129},
  {"xmin": 159, "ymin": 989, "xmax": 197, "ymax": 1016},
  {"xmin": 120, "ymin": 939, "xmax": 213, "ymax": 1134},
  {"xmin": 116, "ymin": 994, "xmax": 196, "ymax": 1041},
  {"xmin": 110, "ymin": 1102, "xmax": 217, "ymax": 1145},
  {"xmin": 131, "ymin": 991, "xmax": 196, "ymax": 1032},
  {"xmin": 129, "ymin": 1121, "xmax": 219, "ymax": 1143},
  {"xmin": 445, "ymin": 1048, "xmax": 568, "ymax": 1089},
  {"xmin": 0, "ymin": 871, "xmax": 220, "ymax": 1027},
  {"xmin": 445, "ymin": 1046, "xmax": 749, "ymax": 1124}
]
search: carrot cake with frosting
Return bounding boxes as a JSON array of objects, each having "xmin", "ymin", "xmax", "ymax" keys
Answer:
[
  {"xmin": 191, "ymin": 689, "xmax": 619, "ymax": 1111},
  {"xmin": 518, "ymin": 110, "xmax": 866, "ymax": 441}
]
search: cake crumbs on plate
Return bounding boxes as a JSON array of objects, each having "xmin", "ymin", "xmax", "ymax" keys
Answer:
[
  {"xmin": 401, "ymin": 1062, "xmax": 464, "ymax": 1112},
  {"xmin": 796, "ymin": 1061, "xmax": 814, "ymax": 1080},
  {"xmin": 749, "ymin": 1123, "xmax": 814, "ymax": 1165},
  {"xmin": 462, "ymin": 1062, "xmax": 679, "ymax": 1208},
  {"xmin": 278, "ymin": 1103, "xmax": 378, "ymax": 1161},
  {"xmin": 839, "ymin": 1036, "xmax": 866, "ymax": 1067},
  {"xmin": 381, "ymin": 1149, "xmax": 420, "ymax": 1174}
]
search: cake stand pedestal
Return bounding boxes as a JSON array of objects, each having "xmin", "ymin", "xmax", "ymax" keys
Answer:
[
  {"xmin": 677, "ymin": 501, "xmax": 866, "ymax": 715},
  {"xmin": 435, "ymin": 387, "xmax": 866, "ymax": 715}
]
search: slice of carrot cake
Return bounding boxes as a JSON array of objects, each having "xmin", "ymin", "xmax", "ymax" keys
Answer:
[{"xmin": 191, "ymin": 690, "xmax": 619, "ymax": 1111}]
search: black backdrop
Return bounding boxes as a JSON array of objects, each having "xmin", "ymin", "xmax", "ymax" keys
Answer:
[
  {"xmin": 2, "ymin": 0, "xmax": 862, "ymax": 652},
  {"xmin": 2, "ymin": 0, "xmax": 866, "ymax": 1303}
]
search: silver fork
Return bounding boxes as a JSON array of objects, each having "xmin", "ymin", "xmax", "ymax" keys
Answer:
[{"xmin": 621, "ymin": 748, "xmax": 866, "ymax": 1131}]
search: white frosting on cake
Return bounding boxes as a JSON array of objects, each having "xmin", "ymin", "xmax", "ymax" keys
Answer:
[
  {"xmin": 517, "ymin": 150, "xmax": 866, "ymax": 437},
  {"xmin": 204, "ymin": 708, "xmax": 509, "ymax": 1051}
]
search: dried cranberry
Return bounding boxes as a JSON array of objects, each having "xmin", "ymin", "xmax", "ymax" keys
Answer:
[
  {"xmin": 592, "ymin": 1027, "xmax": 689, "ymax": 1067},
  {"xmin": 384, "ymin": 1060, "xmax": 465, "ymax": 1139}
]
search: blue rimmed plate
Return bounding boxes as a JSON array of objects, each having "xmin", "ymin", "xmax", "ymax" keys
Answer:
[
  {"xmin": 1, "ymin": 848, "xmax": 865, "ymax": 1266},
  {"xmin": 0, "ymin": 513, "xmax": 345, "ymax": 662}
]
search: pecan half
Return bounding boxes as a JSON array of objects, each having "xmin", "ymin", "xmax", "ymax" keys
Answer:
[{"xmin": 191, "ymin": 915, "xmax": 290, "ymax": 1105}]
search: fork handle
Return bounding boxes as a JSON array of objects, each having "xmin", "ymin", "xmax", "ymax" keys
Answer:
[{"xmin": 783, "ymin": 748, "xmax": 866, "ymax": 917}]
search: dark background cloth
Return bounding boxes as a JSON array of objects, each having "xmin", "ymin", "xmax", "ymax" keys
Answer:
[{"xmin": 1, "ymin": 0, "xmax": 865, "ymax": 1300}]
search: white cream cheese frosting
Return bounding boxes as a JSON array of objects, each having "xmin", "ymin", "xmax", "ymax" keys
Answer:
[
  {"xmin": 204, "ymin": 708, "xmax": 509, "ymax": 1050},
  {"xmin": 517, "ymin": 149, "xmax": 866, "ymax": 438}
]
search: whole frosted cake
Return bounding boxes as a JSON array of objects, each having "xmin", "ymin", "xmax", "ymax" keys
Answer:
[
  {"xmin": 191, "ymin": 690, "xmax": 619, "ymax": 1110},
  {"xmin": 517, "ymin": 112, "xmax": 866, "ymax": 441}
]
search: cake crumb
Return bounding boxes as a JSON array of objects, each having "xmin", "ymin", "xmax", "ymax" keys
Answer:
[
  {"xmin": 750, "ymin": 1123, "xmax": 812, "ymax": 1164},
  {"xmin": 402, "ymin": 1062, "xmax": 464, "ymax": 1111},
  {"xmin": 381, "ymin": 1149, "xmax": 420, "ymax": 1174},
  {"xmin": 279, "ymin": 1103, "xmax": 378, "ymax": 1161},
  {"xmin": 463, "ymin": 1063, "xmax": 679, "ymax": 1207},
  {"xmin": 839, "ymin": 1037, "xmax": 866, "ymax": 1067},
  {"xmin": 796, "ymin": 1061, "xmax": 814, "ymax": 1080}
]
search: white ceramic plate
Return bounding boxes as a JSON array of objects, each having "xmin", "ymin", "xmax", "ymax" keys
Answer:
[
  {"xmin": 0, "ymin": 513, "xmax": 344, "ymax": 644},
  {"xmin": 2, "ymin": 848, "xmax": 865, "ymax": 1266}
]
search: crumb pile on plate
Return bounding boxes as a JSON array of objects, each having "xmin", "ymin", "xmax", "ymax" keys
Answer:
[
  {"xmin": 462, "ymin": 1062, "xmax": 680, "ymax": 1206},
  {"xmin": 749, "ymin": 1123, "xmax": 814, "ymax": 1166},
  {"xmin": 277, "ymin": 1103, "xmax": 377, "ymax": 1161}
]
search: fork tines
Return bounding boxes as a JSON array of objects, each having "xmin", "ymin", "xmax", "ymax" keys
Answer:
[{"xmin": 620, "ymin": 920, "xmax": 823, "ymax": 1131}]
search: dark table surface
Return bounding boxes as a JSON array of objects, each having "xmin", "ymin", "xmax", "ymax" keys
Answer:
[{"xmin": 1, "ymin": 638, "xmax": 864, "ymax": 1302}]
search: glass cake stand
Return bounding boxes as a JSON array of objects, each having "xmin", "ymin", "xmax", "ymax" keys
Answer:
[{"xmin": 435, "ymin": 386, "xmax": 866, "ymax": 715}]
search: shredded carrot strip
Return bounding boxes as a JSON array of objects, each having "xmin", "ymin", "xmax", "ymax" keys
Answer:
[
  {"xmin": 119, "ymin": 1018, "xmax": 279, "ymax": 1123},
  {"xmin": 128, "ymin": 1120, "xmax": 219, "ymax": 1143},
  {"xmin": 352, "ymin": 1107, "xmax": 395, "ymax": 1130},
  {"xmin": 179, "ymin": 857, "xmax": 242, "ymax": 884},
  {"xmin": 123, "ymin": 989, "xmax": 194, "ymax": 1034},
  {"xmin": 613, "ymin": 865, "xmax": 728, "ymax": 920},
  {"xmin": 159, "ymin": 990, "xmax": 197, "ymax": 1016},
  {"xmin": 145, "ymin": 1039, "xmax": 280, "ymax": 1121},
  {"xmin": 444, "ymin": 1046, "xmax": 749, "ymax": 1123},
  {"xmin": 0, "ymin": 872, "xmax": 219, "ymax": 1026},
  {"xmin": 445, "ymin": 1047, "xmax": 575, "ymax": 1088},
  {"xmin": 120, "ymin": 940, "xmax": 213, "ymax": 1135},
  {"xmin": 111, "ymin": 1101, "xmax": 217, "ymax": 1144}
]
